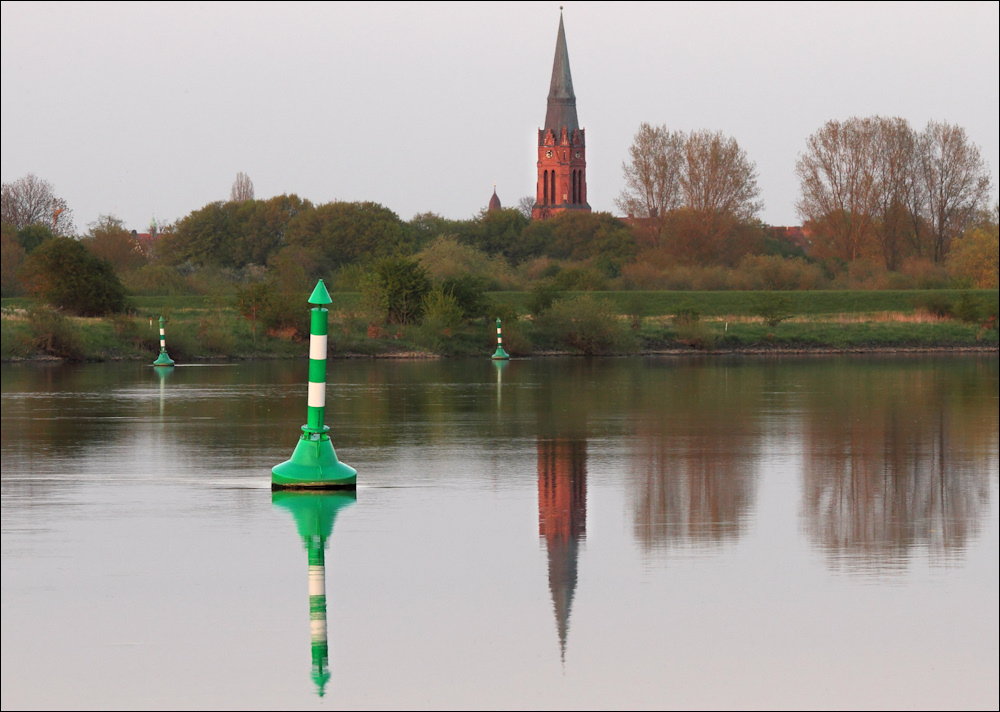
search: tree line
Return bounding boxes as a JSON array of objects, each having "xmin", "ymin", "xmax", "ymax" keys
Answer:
[{"xmin": 1, "ymin": 114, "xmax": 996, "ymax": 317}]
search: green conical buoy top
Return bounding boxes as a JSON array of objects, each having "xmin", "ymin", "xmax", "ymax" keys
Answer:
[{"xmin": 308, "ymin": 279, "xmax": 333, "ymax": 306}]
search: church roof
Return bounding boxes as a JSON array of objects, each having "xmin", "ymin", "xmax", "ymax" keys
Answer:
[
  {"xmin": 543, "ymin": 12, "xmax": 579, "ymax": 134},
  {"xmin": 488, "ymin": 185, "xmax": 502, "ymax": 212}
]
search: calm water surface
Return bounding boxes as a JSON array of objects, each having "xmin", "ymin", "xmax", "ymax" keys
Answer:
[{"xmin": 1, "ymin": 355, "xmax": 997, "ymax": 709}]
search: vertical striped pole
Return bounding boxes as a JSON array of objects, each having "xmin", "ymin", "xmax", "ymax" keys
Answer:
[
  {"xmin": 272, "ymin": 280, "xmax": 357, "ymax": 488},
  {"xmin": 492, "ymin": 317, "xmax": 510, "ymax": 360},
  {"xmin": 272, "ymin": 490, "xmax": 355, "ymax": 697},
  {"xmin": 152, "ymin": 315, "xmax": 175, "ymax": 366},
  {"xmin": 308, "ymin": 538, "xmax": 330, "ymax": 696},
  {"xmin": 306, "ymin": 305, "xmax": 328, "ymax": 434}
]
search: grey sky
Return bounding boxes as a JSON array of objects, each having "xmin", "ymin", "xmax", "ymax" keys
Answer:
[{"xmin": 2, "ymin": 1, "xmax": 997, "ymax": 234}]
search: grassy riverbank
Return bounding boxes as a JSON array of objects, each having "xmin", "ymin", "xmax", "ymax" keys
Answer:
[{"xmin": 2, "ymin": 289, "xmax": 997, "ymax": 362}]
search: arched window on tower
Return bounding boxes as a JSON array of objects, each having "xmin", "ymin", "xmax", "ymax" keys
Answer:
[
  {"xmin": 550, "ymin": 171, "xmax": 556, "ymax": 206},
  {"xmin": 543, "ymin": 170, "xmax": 549, "ymax": 206}
]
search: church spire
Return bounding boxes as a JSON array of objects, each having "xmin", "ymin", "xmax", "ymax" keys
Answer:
[
  {"xmin": 543, "ymin": 10, "xmax": 579, "ymax": 134},
  {"xmin": 532, "ymin": 9, "xmax": 590, "ymax": 220}
]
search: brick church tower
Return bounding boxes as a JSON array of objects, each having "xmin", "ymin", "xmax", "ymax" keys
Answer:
[{"xmin": 532, "ymin": 11, "xmax": 591, "ymax": 220}]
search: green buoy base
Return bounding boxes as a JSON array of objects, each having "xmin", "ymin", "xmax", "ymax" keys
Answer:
[
  {"xmin": 491, "ymin": 347, "xmax": 510, "ymax": 360},
  {"xmin": 153, "ymin": 352, "xmax": 175, "ymax": 366},
  {"xmin": 272, "ymin": 434, "xmax": 357, "ymax": 489}
]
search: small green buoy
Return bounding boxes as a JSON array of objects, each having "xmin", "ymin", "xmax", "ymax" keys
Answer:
[
  {"xmin": 492, "ymin": 317, "xmax": 510, "ymax": 360},
  {"xmin": 272, "ymin": 280, "xmax": 357, "ymax": 489},
  {"xmin": 152, "ymin": 315, "xmax": 175, "ymax": 366}
]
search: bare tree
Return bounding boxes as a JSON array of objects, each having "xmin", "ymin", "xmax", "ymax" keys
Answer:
[
  {"xmin": 917, "ymin": 121, "xmax": 993, "ymax": 263},
  {"xmin": 81, "ymin": 214, "xmax": 148, "ymax": 274},
  {"xmin": 872, "ymin": 117, "xmax": 918, "ymax": 270},
  {"xmin": 615, "ymin": 122, "xmax": 685, "ymax": 220},
  {"xmin": 796, "ymin": 118, "xmax": 881, "ymax": 262},
  {"xmin": 518, "ymin": 195, "xmax": 535, "ymax": 219},
  {"xmin": 682, "ymin": 129, "xmax": 763, "ymax": 221},
  {"xmin": 1, "ymin": 173, "xmax": 75, "ymax": 235},
  {"xmin": 230, "ymin": 172, "xmax": 255, "ymax": 203}
]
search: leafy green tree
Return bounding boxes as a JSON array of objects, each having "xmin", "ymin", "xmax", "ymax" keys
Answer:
[
  {"xmin": 1, "ymin": 223, "xmax": 26, "ymax": 296},
  {"xmin": 232, "ymin": 194, "xmax": 311, "ymax": 267},
  {"xmin": 160, "ymin": 194, "xmax": 310, "ymax": 269},
  {"xmin": 522, "ymin": 211, "xmax": 636, "ymax": 271},
  {"xmin": 20, "ymin": 236, "xmax": 127, "ymax": 315},
  {"xmin": 438, "ymin": 274, "xmax": 492, "ymax": 319},
  {"xmin": 234, "ymin": 280, "xmax": 275, "ymax": 342},
  {"xmin": 416, "ymin": 235, "xmax": 514, "ymax": 288},
  {"xmin": 17, "ymin": 223, "xmax": 55, "ymax": 253},
  {"xmin": 409, "ymin": 212, "xmax": 469, "ymax": 250},
  {"xmin": 463, "ymin": 208, "xmax": 532, "ymax": 263},
  {"xmin": 160, "ymin": 200, "xmax": 239, "ymax": 266},
  {"xmin": 286, "ymin": 201, "xmax": 414, "ymax": 277},
  {"xmin": 361, "ymin": 256, "xmax": 430, "ymax": 325},
  {"xmin": 947, "ymin": 207, "xmax": 999, "ymax": 288}
]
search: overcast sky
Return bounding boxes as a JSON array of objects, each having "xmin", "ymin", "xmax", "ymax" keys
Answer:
[{"xmin": 2, "ymin": 1, "xmax": 998, "ymax": 234}]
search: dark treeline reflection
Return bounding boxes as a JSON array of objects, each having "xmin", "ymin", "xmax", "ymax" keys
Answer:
[
  {"xmin": 622, "ymin": 361, "xmax": 765, "ymax": 553},
  {"xmin": 2, "ymin": 356, "xmax": 996, "ymax": 572},
  {"xmin": 799, "ymin": 357, "xmax": 998, "ymax": 571}
]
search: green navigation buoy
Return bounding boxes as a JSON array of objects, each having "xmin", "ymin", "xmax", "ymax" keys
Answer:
[
  {"xmin": 273, "ymin": 490, "xmax": 356, "ymax": 698},
  {"xmin": 272, "ymin": 280, "xmax": 357, "ymax": 489},
  {"xmin": 492, "ymin": 317, "xmax": 510, "ymax": 360},
  {"xmin": 152, "ymin": 315, "xmax": 175, "ymax": 366}
]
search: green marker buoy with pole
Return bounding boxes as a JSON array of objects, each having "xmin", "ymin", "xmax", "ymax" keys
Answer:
[
  {"xmin": 492, "ymin": 317, "xmax": 510, "ymax": 360},
  {"xmin": 272, "ymin": 280, "xmax": 357, "ymax": 489},
  {"xmin": 152, "ymin": 315, "xmax": 175, "ymax": 366}
]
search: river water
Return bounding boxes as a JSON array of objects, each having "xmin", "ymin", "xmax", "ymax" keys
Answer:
[{"xmin": 1, "ymin": 355, "xmax": 997, "ymax": 709}]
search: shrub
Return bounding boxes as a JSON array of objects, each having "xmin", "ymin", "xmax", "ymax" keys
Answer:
[
  {"xmin": 110, "ymin": 313, "xmax": 157, "ymax": 354},
  {"xmin": 551, "ymin": 266, "xmax": 607, "ymax": 291},
  {"xmin": 734, "ymin": 255, "xmax": 827, "ymax": 290},
  {"xmin": 672, "ymin": 302, "xmax": 701, "ymax": 327},
  {"xmin": 234, "ymin": 280, "xmax": 274, "ymax": 341},
  {"xmin": 528, "ymin": 281, "xmax": 561, "ymax": 316},
  {"xmin": 26, "ymin": 306, "xmax": 84, "ymax": 359},
  {"xmin": 414, "ymin": 286, "xmax": 465, "ymax": 353},
  {"xmin": 752, "ymin": 292, "xmax": 794, "ymax": 327},
  {"xmin": 122, "ymin": 264, "xmax": 189, "ymax": 296},
  {"xmin": 619, "ymin": 261, "xmax": 666, "ymax": 290},
  {"xmin": 20, "ymin": 236, "xmax": 126, "ymax": 315},
  {"xmin": 901, "ymin": 257, "xmax": 950, "ymax": 290},
  {"xmin": 913, "ymin": 293, "xmax": 953, "ymax": 318},
  {"xmin": 361, "ymin": 257, "xmax": 431, "ymax": 325},
  {"xmin": 952, "ymin": 293, "xmax": 985, "ymax": 324},
  {"xmin": 438, "ymin": 274, "xmax": 491, "ymax": 319},
  {"xmin": 539, "ymin": 293, "xmax": 635, "ymax": 355}
]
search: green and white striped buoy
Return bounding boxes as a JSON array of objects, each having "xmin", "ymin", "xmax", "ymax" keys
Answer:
[
  {"xmin": 152, "ymin": 315, "xmax": 175, "ymax": 366},
  {"xmin": 492, "ymin": 317, "xmax": 510, "ymax": 360},
  {"xmin": 272, "ymin": 280, "xmax": 357, "ymax": 489},
  {"xmin": 273, "ymin": 490, "xmax": 356, "ymax": 697}
]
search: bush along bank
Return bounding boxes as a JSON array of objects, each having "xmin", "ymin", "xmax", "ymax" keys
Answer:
[{"xmin": 1, "ymin": 289, "xmax": 997, "ymax": 362}]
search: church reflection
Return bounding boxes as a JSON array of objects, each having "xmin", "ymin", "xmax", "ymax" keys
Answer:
[
  {"xmin": 272, "ymin": 490, "xmax": 356, "ymax": 697},
  {"xmin": 537, "ymin": 436, "xmax": 587, "ymax": 662}
]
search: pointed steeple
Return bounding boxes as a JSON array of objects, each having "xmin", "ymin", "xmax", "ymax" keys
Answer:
[
  {"xmin": 543, "ymin": 10, "xmax": 579, "ymax": 134},
  {"xmin": 488, "ymin": 183, "xmax": 502, "ymax": 212}
]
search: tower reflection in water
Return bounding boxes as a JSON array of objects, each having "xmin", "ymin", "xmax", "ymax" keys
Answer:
[
  {"xmin": 537, "ymin": 437, "xmax": 587, "ymax": 662},
  {"xmin": 272, "ymin": 490, "xmax": 356, "ymax": 697}
]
